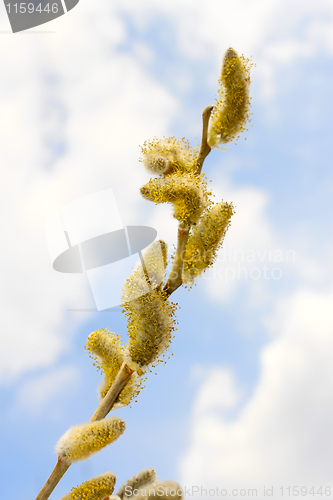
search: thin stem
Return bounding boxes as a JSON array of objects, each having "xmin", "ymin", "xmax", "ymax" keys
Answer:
[
  {"xmin": 196, "ymin": 105, "xmax": 214, "ymax": 174},
  {"xmin": 90, "ymin": 362, "xmax": 133, "ymax": 421},
  {"xmin": 163, "ymin": 222, "xmax": 190, "ymax": 297},
  {"xmin": 35, "ymin": 362, "xmax": 133, "ymax": 500},
  {"xmin": 164, "ymin": 105, "xmax": 214, "ymax": 296}
]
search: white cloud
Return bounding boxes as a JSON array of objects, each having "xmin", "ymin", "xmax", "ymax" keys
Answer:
[
  {"xmin": 13, "ymin": 365, "xmax": 80, "ymax": 417},
  {"xmin": 194, "ymin": 369, "xmax": 242, "ymax": 416},
  {"xmin": 180, "ymin": 287, "xmax": 333, "ymax": 495},
  {"xmin": 0, "ymin": 1, "xmax": 178, "ymax": 384},
  {"xmin": 264, "ymin": 40, "xmax": 314, "ymax": 64},
  {"xmin": 308, "ymin": 17, "xmax": 333, "ymax": 54},
  {"xmin": 0, "ymin": 0, "xmax": 331, "ymax": 404},
  {"xmin": 120, "ymin": 0, "xmax": 333, "ymax": 104}
]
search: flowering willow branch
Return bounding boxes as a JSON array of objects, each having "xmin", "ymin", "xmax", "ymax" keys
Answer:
[
  {"xmin": 34, "ymin": 47, "xmax": 252, "ymax": 500},
  {"xmin": 163, "ymin": 104, "xmax": 214, "ymax": 297},
  {"xmin": 36, "ymin": 103, "xmax": 216, "ymax": 500}
]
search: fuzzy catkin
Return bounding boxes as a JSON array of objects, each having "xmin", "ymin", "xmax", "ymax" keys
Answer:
[
  {"xmin": 122, "ymin": 287, "xmax": 177, "ymax": 374},
  {"xmin": 208, "ymin": 47, "xmax": 252, "ymax": 147},
  {"xmin": 182, "ymin": 202, "xmax": 234, "ymax": 284},
  {"xmin": 117, "ymin": 469, "xmax": 157, "ymax": 499},
  {"xmin": 140, "ymin": 137, "xmax": 197, "ymax": 176},
  {"xmin": 59, "ymin": 473, "xmax": 116, "ymax": 500},
  {"xmin": 122, "ymin": 240, "xmax": 176, "ymax": 373},
  {"xmin": 139, "ymin": 240, "xmax": 168, "ymax": 289},
  {"xmin": 121, "ymin": 240, "xmax": 168, "ymax": 304},
  {"xmin": 85, "ymin": 329, "xmax": 140, "ymax": 407},
  {"xmin": 56, "ymin": 417, "xmax": 125, "ymax": 462},
  {"xmin": 140, "ymin": 173, "xmax": 210, "ymax": 225}
]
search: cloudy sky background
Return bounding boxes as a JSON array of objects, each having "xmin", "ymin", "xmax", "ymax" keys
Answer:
[{"xmin": 0, "ymin": 0, "xmax": 333, "ymax": 499}]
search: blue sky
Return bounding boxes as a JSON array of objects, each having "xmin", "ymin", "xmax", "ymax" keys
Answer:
[{"xmin": 0, "ymin": 1, "xmax": 333, "ymax": 499}]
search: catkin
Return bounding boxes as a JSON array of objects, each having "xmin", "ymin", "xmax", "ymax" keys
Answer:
[
  {"xmin": 140, "ymin": 137, "xmax": 197, "ymax": 176},
  {"xmin": 122, "ymin": 241, "xmax": 176, "ymax": 374},
  {"xmin": 59, "ymin": 473, "xmax": 116, "ymax": 500},
  {"xmin": 122, "ymin": 240, "xmax": 168, "ymax": 303},
  {"xmin": 182, "ymin": 201, "xmax": 234, "ymax": 284},
  {"xmin": 140, "ymin": 173, "xmax": 210, "ymax": 225},
  {"xmin": 117, "ymin": 469, "xmax": 157, "ymax": 499},
  {"xmin": 139, "ymin": 240, "xmax": 168, "ymax": 289},
  {"xmin": 85, "ymin": 329, "xmax": 140, "ymax": 407},
  {"xmin": 122, "ymin": 287, "xmax": 177, "ymax": 374},
  {"xmin": 56, "ymin": 417, "xmax": 125, "ymax": 462},
  {"xmin": 208, "ymin": 47, "xmax": 252, "ymax": 147}
]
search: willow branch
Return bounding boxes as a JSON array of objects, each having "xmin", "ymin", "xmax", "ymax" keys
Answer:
[
  {"xmin": 35, "ymin": 104, "xmax": 214, "ymax": 500},
  {"xmin": 164, "ymin": 104, "xmax": 214, "ymax": 297},
  {"xmin": 35, "ymin": 362, "xmax": 134, "ymax": 500},
  {"xmin": 196, "ymin": 104, "xmax": 214, "ymax": 174},
  {"xmin": 90, "ymin": 362, "xmax": 133, "ymax": 421},
  {"xmin": 163, "ymin": 222, "xmax": 190, "ymax": 296}
]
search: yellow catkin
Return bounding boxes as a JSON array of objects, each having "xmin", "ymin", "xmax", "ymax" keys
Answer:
[
  {"xmin": 59, "ymin": 472, "xmax": 116, "ymax": 500},
  {"xmin": 85, "ymin": 329, "xmax": 141, "ymax": 407},
  {"xmin": 182, "ymin": 202, "xmax": 234, "ymax": 284},
  {"xmin": 140, "ymin": 173, "xmax": 210, "ymax": 225},
  {"xmin": 139, "ymin": 240, "xmax": 168, "ymax": 289},
  {"xmin": 116, "ymin": 469, "xmax": 157, "ymax": 499},
  {"xmin": 140, "ymin": 137, "xmax": 198, "ymax": 176},
  {"xmin": 121, "ymin": 240, "xmax": 176, "ymax": 373},
  {"xmin": 208, "ymin": 47, "xmax": 253, "ymax": 147},
  {"xmin": 55, "ymin": 417, "xmax": 125, "ymax": 462},
  {"xmin": 121, "ymin": 240, "xmax": 168, "ymax": 304},
  {"xmin": 121, "ymin": 280, "xmax": 177, "ymax": 374}
]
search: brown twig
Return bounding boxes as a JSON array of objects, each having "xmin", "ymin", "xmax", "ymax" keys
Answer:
[
  {"xmin": 196, "ymin": 104, "xmax": 214, "ymax": 174},
  {"xmin": 90, "ymin": 362, "xmax": 133, "ymax": 422},
  {"xmin": 163, "ymin": 221, "xmax": 190, "ymax": 296}
]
